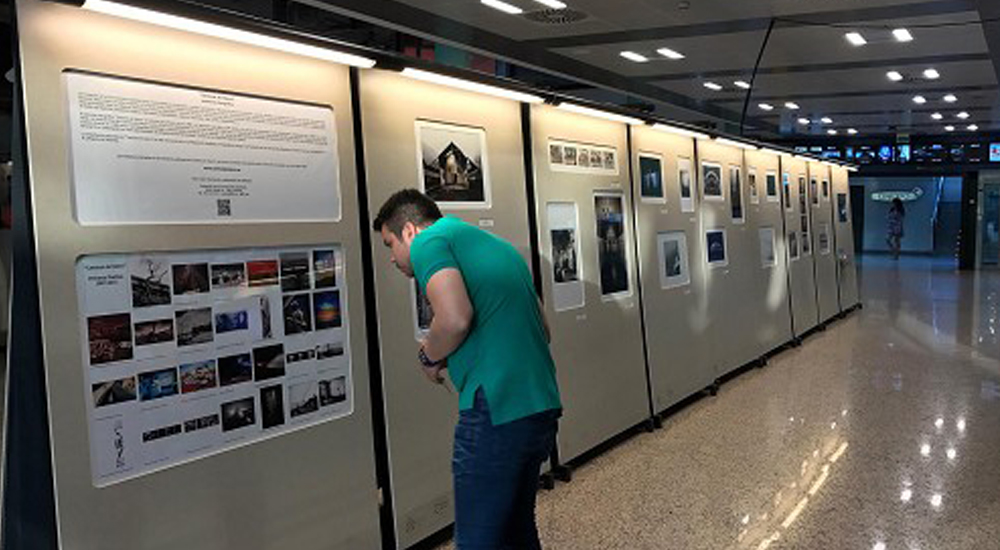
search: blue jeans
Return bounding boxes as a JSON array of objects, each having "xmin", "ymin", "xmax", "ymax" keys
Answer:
[{"xmin": 453, "ymin": 389, "xmax": 560, "ymax": 550}]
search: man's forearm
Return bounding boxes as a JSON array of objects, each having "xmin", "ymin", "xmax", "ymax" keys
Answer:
[{"xmin": 422, "ymin": 315, "xmax": 470, "ymax": 363}]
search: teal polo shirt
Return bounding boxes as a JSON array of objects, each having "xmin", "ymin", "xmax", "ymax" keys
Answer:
[{"xmin": 410, "ymin": 216, "xmax": 562, "ymax": 425}]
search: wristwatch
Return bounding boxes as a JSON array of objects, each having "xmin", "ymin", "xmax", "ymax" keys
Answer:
[{"xmin": 418, "ymin": 347, "xmax": 443, "ymax": 368}]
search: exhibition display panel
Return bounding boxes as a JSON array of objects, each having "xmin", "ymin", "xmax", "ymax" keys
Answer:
[
  {"xmin": 531, "ymin": 105, "xmax": 649, "ymax": 463},
  {"xmin": 832, "ymin": 167, "xmax": 861, "ymax": 310},
  {"xmin": 358, "ymin": 69, "xmax": 535, "ymax": 549},
  {"xmin": 807, "ymin": 162, "xmax": 841, "ymax": 323},
  {"xmin": 11, "ymin": 0, "xmax": 381, "ymax": 548},
  {"xmin": 628, "ymin": 126, "xmax": 713, "ymax": 413},
  {"xmin": 781, "ymin": 156, "xmax": 822, "ymax": 336}
]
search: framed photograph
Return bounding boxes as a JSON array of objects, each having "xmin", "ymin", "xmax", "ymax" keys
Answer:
[
  {"xmin": 788, "ymin": 231, "xmax": 800, "ymax": 260},
  {"xmin": 822, "ymin": 179, "xmax": 831, "ymax": 201},
  {"xmin": 749, "ymin": 169, "xmax": 759, "ymax": 205},
  {"xmin": 819, "ymin": 222, "xmax": 832, "ymax": 255},
  {"xmin": 766, "ymin": 171, "xmax": 779, "ymax": 202},
  {"xmin": 416, "ymin": 120, "xmax": 490, "ymax": 209},
  {"xmin": 657, "ymin": 231, "xmax": 690, "ymax": 289},
  {"xmin": 639, "ymin": 153, "xmax": 666, "ymax": 203},
  {"xmin": 411, "ymin": 280, "xmax": 434, "ymax": 341},
  {"xmin": 783, "ymin": 173, "xmax": 793, "ymax": 212},
  {"xmin": 594, "ymin": 192, "xmax": 631, "ymax": 298},
  {"xmin": 838, "ymin": 193, "xmax": 849, "ymax": 223},
  {"xmin": 730, "ymin": 165, "xmax": 744, "ymax": 223},
  {"xmin": 678, "ymin": 157, "xmax": 695, "ymax": 212},
  {"xmin": 130, "ymin": 256, "xmax": 171, "ymax": 308},
  {"xmin": 546, "ymin": 201, "xmax": 585, "ymax": 312},
  {"xmin": 759, "ymin": 227, "xmax": 776, "ymax": 268},
  {"xmin": 798, "ymin": 176, "xmax": 808, "ymax": 213},
  {"xmin": 705, "ymin": 229, "xmax": 728, "ymax": 267},
  {"xmin": 810, "ymin": 177, "xmax": 820, "ymax": 206},
  {"xmin": 702, "ymin": 162, "xmax": 723, "ymax": 201}
]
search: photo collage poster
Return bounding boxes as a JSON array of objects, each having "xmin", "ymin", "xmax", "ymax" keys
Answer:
[
  {"xmin": 766, "ymin": 171, "xmax": 780, "ymax": 203},
  {"xmin": 783, "ymin": 173, "xmax": 793, "ymax": 212},
  {"xmin": 657, "ymin": 231, "xmax": 691, "ymax": 290},
  {"xmin": 638, "ymin": 152, "xmax": 666, "ymax": 203},
  {"xmin": 702, "ymin": 162, "xmax": 724, "ymax": 202},
  {"xmin": 678, "ymin": 157, "xmax": 695, "ymax": 212},
  {"xmin": 549, "ymin": 139, "xmax": 619, "ymax": 176},
  {"xmin": 78, "ymin": 245, "xmax": 352, "ymax": 486},
  {"xmin": 411, "ymin": 279, "xmax": 434, "ymax": 341},
  {"xmin": 759, "ymin": 227, "xmax": 776, "ymax": 268},
  {"xmin": 749, "ymin": 169, "xmax": 759, "ymax": 205},
  {"xmin": 547, "ymin": 201, "xmax": 585, "ymax": 312},
  {"xmin": 594, "ymin": 192, "xmax": 631, "ymax": 298},
  {"xmin": 706, "ymin": 228, "xmax": 728, "ymax": 268},
  {"xmin": 416, "ymin": 120, "xmax": 491, "ymax": 210},
  {"xmin": 798, "ymin": 176, "xmax": 812, "ymax": 255},
  {"xmin": 730, "ymin": 165, "xmax": 745, "ymax": 224},
  {"xmin": 819, "ymin": 222, "xmax": 832, "ymax": 255}
]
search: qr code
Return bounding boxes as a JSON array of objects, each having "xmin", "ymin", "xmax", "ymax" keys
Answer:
[{"xmin": 217, "ymin": 199, "xmax": 231, "ymax": 217}]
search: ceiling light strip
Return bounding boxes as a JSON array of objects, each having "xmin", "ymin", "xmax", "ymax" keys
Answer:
[
  {"xmin": 400, "ymin": 68, "xmax": 544, "ymax": 103},
  {"xmin": 480, "ymin": 0, "xmax": 524, "ymax": 14},
  {"xmin": 557, "ymin": 102, "xmax": 645, "ymax": 125},
  {"xmin": 715, "ymin": 137, "xmax": 757, "ymax": 151},
  {"xmin": 532, "ymin": 0, "xmax": 567, "ymax": 9},
  {"xmin": 651, "ymin": 123, "xmax": 710, "ymax": 140}
]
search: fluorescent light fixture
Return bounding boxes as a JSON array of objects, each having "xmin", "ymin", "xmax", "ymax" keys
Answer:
[
  {"xmin": 400, "ymin": 69, "xmax": 543, "ymax": 103},
  {"xmin": 785, "ymin": 102, "xmax": 800, "ymax": 110},
  {"xmin": 968, "ymin": 124, "xmax": 979, "ymax": 131},
  {"xmin": 893, "ymin": 28, "xmax": 914, "ymax": 42},
  {"xmin": 848, "ymin": 128, "xmax": 858, "ymax": 135},
  {"xmin": 944, "ymin": 94, "xmax": 958, "ymax": 103},
  {"xmin": 82, "ymin": 0, "xmax": 377, "ymax": 67},
  {"xmin": 480, "ymin": 0, "xmax": 523, "ymax": 14},
  {"xmin": 846, "ymin": 166, "xmax": 859, "ymax": 172},
  {"xmin": 845, "ymin": 32, "xmax": 867, "ymax": 46},
  {"xmin": 923, "ymin": 68, "xmax": 940, "ymax": 80},
  {"xmin": 761, "ymin": 148, "xmax": 786, "ymax": 156},
  {"xmin": 533, "ymin": 0, "xmax": 567, "ymax": 8},
  {"xmin": 827, "ymin": 129, "xmax": 838, "ymax": 135},
  {"xmin": 913, "ymin": 95, "xmax": 927, "ymax": 104},
  {"xmin": 557, "ymin": 102, "xmax": 645, "ymax": 125},
  {"xmin": 715, "ymin": 137, "xmax": 758, "ymax": 150},
  {"xmin": 931, "ymin": 112, "xmax": 943, "ymax": 120},
  {"xmin": 657, "ymin": 47, "xmax": 685, "ymax": 60},
  {"xmin": 759, "ymin": 103, "xmax": 774, "ymax": 111},
  {"xmin": 704, "ymin": 82, "xmax": 723, "ymax": 91},
  {"xmin": 886, "ymin": 71, "xmax": 904, "ymax": 82},
  {"xmin": 651, "ymin": 123, "xmax": 710, "ymax": 140},
  {"xmin": 797, "ymin": 118, "xmax": 810, "ymax": 125},
  {"xmin": 945, "ymin": 125, "xmax": 955, "ymax": 132},
  {"xmin": 821, "ymin": 117, "xmax": 833, "ymax": 124},
  {"xmin": 734, "ymin": 80, "xmax": 751, "ymax": 90},
  {"xmin": 957, "ymin": 111, "xmax": 970, "ymax": 119},
  {"xmin": 620, "ymin": 51, "xmax": 649, "ymax": 63}
]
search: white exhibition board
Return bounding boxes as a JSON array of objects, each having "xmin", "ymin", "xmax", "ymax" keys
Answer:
[
  {"xmin": 808, "ymin": 162, "xmax": 841, "ymax": 323},
  {"xmin": 782, "ymin": 156, "xmax": 821, "ymax": 336},
  {"xmin": 66, "ymin": 72, "xmax": 341, "ymax": 225},
  {"xmin": 832, "ymin": 167, "xmax": 861, "ymax": 309},
  {"xmin": 77, "ymin": 246, "xmax": 353, "ymax": 486}
]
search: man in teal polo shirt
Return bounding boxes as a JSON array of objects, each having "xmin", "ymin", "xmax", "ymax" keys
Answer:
[{"xmin": 373, "ymin": 189, "xmax": 561, "ymax": 549}]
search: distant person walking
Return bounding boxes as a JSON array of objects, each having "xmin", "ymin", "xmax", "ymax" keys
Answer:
[
  {"xmin": 373, "ymin": 189, "xmax": 562, "ymax": 550},
  {"xmin": 886, "ymin": 197, "xmax": 906, "ymax": 260}
]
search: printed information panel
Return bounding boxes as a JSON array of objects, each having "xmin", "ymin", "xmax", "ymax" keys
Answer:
[
  {"xmin": 77, "ymin": 245, "xmax": 352, "ymax": 486},
  {"xmin": 66, "ymin": 71, "xmax": 341, "ymax": 225}
]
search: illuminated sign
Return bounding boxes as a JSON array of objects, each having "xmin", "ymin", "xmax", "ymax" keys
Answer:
[{"xmin": 871, "ymin": 188, "xmax": 923, "ymax": 202}]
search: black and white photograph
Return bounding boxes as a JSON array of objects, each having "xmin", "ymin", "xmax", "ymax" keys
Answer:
[
  {"xmin": 706, "ymin": 229, "xmax": 728, "ymax": 267},
  {"xmin": 822, "ymin": 179, "xmax": 830, "ymax": 200},
  {"xmin": 730, "ymin": 166, "xmax": 744, "ymax": 223},
  {"xmin": 414, "ymin": 282, "xmax": 434, "ymax": 333},
  {"xmin": 92, "ymin": 377, "xmax": 137, "ymax": 408},
  {"xmin": 319, "ymin": 375, "xmax": 348, "ymax": 407},
  {"xmin": 417, "ymin": 120, "xmax": 489, "ymax": 207},
  {"xmin": 221, "ymin": 397, "xmax": 256, "ymax": 432},
  {"xmin": 172, "ymin": 263, "xmax": 210, "ymax": 296},
  {"xmin": 175, "ymin": 307, "xmax": 213, "ymax": 347},
  {"xmin": 603, "ymin": 150, "xmax": 616, "ymax": 170},
  {"xmin": 577, "ymin": 147, "xmax": 590, "ymax": 168},
  {"xmin": 253, "ymin": 343, "xmax": 286, "ymax": 381},
  {"xmin": 130, "ymin": 256, "xmax": 171, "ymax": 308},
  {"xmin": 549, "ymin": 143, "xmax": 564, "ymax": 165},
  {"xmin": 313, "ymin": 249, "xmax": 336, "ymax": 289},
  {"xmin": 702, "ymin": 162, "xmax": 723, "ymax": 200},
  {"xmin": 783, "ymin": 175, "xmax": 793, "ymax": 211},
  {"xmin": 639, "ymin": 153, "xmax": 665, "ymax": 202},
  {"xmin": 759, "ymin": 227, "xmax": 776, "ymax": 268},
  {"xmin": 563, "ymin": 145, "xmax": 578, "ymax": 166},
  {"xmin": 258, "ymin": 295, "xmax": 273, "ymax": 340},
  {"xmin": 595, "ymin": 193, "xmax": 630, "ymax": 297},
  {"xmin": 551, "ymin": 228, "xmax": 579, "ymax": 283},
  {"xmin": 749, "ymin": 170, "xmax": 759, "ymax": 204},
  {"xmin": 88, "ymin": 313, "xmax": 134, "ymax": 365},
  {"xmin": 811, "ymin": 178, "xmax": 819, "ymax": 206},
  {"xmin": 801, "ymin": 215, "xmax": 809, "ymax": 234},
  {"xmin": 766, "ymin": 172, "xmax": 779, "ymax": 201},
  {"xmin": 316, "ymin": 342, "xmax": 345, "ymax": 359},
  {"xmin": 280, "ymin": 252, "xmax": 311, "ymax": 292},
  {"xmin": 802, "ymin": 230, "xmax": 812, "ymax": 255},
  {"xmin": 798, "ymin": 177, "xmax": 808, "ymax": 212},
  {"xmin": 289, "ymin": 381, "xmax": 319, "ymax": 418},
  {"xmin": 819, "ymin": 224, "xmax": 831, "ymax": 254},
  {"xmin": 183, "ymin": 413, "xmax": 219, "ymax": 434},
  {"xmin": 283, "ymin": 293, "xmax": 313, "ymax": 335},
  {"xmin": 838, "ymin": 193, "xmax": 849, "ymax": 222},
  {"xmin": 286, "ymin": 347, "xmax": 316, "ymax": 365},
  {"xmin": 134, "ymin": 318, "xmax": 174, "ymax": 347},
  {"xmin": 788, "ymin": 231, "xmax": 800, "ymax": 260},
  {"xmin": 142, "ymin": 423, "xmax": 182, "ymax": 444},
  {"xmin": 218, "ymin": 353, "xmax": 253, "ymax": 386},
  {"xmin": 590, "ymin": 149, "xmax": 602, "ymax": 168},
  {"xmin": 679, "ymin": 158, "xmax": 695, "ymax": 212},
  {"xmin": 260, "ymin": 384, "xmax": 285, "ymax": 430},
  {"xmin": 210, "ymin": 263, "xmax": 246, "ymax": 289},
  {"xmin": 658, "ymin": 231, "xmax": 690, "ymax": 289}
]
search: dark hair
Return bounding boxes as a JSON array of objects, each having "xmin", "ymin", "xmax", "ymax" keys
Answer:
[
  {"xmin": 373, "ymin": 189, "xmax": 443, "ymax": 236},
  {"xmin": 892, "ymin": 197, "xmax": 905, "ymax": 215}
]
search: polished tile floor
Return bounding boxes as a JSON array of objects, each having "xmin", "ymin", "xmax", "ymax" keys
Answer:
[{"xmin": 438, "ymin": 256, "xmax": 1000, "ymax": 550}]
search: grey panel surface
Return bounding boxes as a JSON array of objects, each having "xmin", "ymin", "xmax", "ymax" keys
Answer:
[
  {"xmin": 782, "ymin": 156, "xmax": 822, "ymax": 336},
  {"xmin": 833, "ymin": 168, "xmax": 861, "ymax": 309},
  {"xmin": 17, "ymin": 1, "xmax": 380, "ymax": 548},
  {"xmin": 808, "ymin": 162, "xmax": 841, "ymax": 323},
  {"xmin": 358, "ymin": 69, "xmax": 534, "ymax": 548},
  {"xmin": 530, "ymin": 105, "xmax": 649, "ymax": 463}
]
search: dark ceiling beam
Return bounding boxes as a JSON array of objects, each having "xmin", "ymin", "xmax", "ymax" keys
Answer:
[
  {"xmin": 973, "ymin": 0, "xmax": 1000, "ymax": 88},
  {"xmin": 525, "ymin": 0, "xmax": 977, "ymax": 49},
  {"xmin": 640, "ymin": 53, "xmax": 991, "ymax": 83},
  {"xmin": 295, "ymin": 0, "xmax": 777, "ymax": 134},
  {"xmin": 708, "ymin": 84, "xmax": 998, "ymax": 103},
  {"xmin": 754, "ymin": 105, "xmax": 996, "ymax": 118}
]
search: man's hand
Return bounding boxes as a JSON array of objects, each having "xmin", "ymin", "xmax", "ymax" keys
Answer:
[{"xmin": 422, "ymin": 364, "xmax": 447, "ymax": 385}]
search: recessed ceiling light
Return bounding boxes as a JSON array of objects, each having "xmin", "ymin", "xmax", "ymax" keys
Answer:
[
  {"xmin": 620, "ymin": 51, "xmax": 648, "ymax": 63},
  {"xmin": 480, "ymin": 0, "xmax": 523, "ymax": 15},
  {"xmin": 893, "ymin": 28, "xmax": 914, "ymax": 42},
  {"xmin": 797, "ymin": 118, "xmax": 810, "ymax": 125},
  {"xmin": 734, "ymin": 80, "xmax": 751, "ymax": 90},
  {"xmin": 845, "ymin": 32, "xmax": 867, "ymax": 46},
  {"xmin": 886, "ymin": 71, "xmax": 904, "ymax": 82},
  {"xmin": 923, "ymin": 68, "xmax": 940, "ymax": 80},
  {"xmin": 704, "ymin": 82, "xmax": 723, "ymax": 91},
  {"xmin": 968, "ymin": 124, "xmax": 979, "ymax": 131},
  {"xmin": 821, "ymin": 117, "xmax": 833, "ymax": 124},
  {"xmin": 657, "ymin": 47, "xmax": 685, "ymax": 60},
  {"xmin": 912, "ymin": 95, "xmax": 927, "ymax": 104},
  {"xmin": 847, "ymin": 128, "xmax": 858, "ymax": 135},
  {"xmin": 827, "ymin": 129, "xmax": 838, "ymax": 135},
  {"xmin": 957, "ymin": 111, "xmax": 970, "ymax": 119},
  {"xmin": 931, "ymin": 112, "xmax": 943, "ymax": 120},
  {"xmin": 945, "ymin": 125, "xmax": 955, "ymax": 132},
  {"xmin": 943, "ymin": 94, "xmax": 958, "ymax": 103},
  {"xmin": 533, "ymin": 0, "xmax": 567, "ymax": 8},
  {"xmin": 759, "ymin": 103, "xmax": 774, "ymax": 111},
  {"xmin": 785, "ymin": 102, "xmax": 800, "ymax": 110}
]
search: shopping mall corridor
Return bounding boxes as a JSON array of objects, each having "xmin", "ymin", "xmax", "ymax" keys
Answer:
[{"xmin": 438, "ymin": 256, "xmax": 1000, "ymax": 550}]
